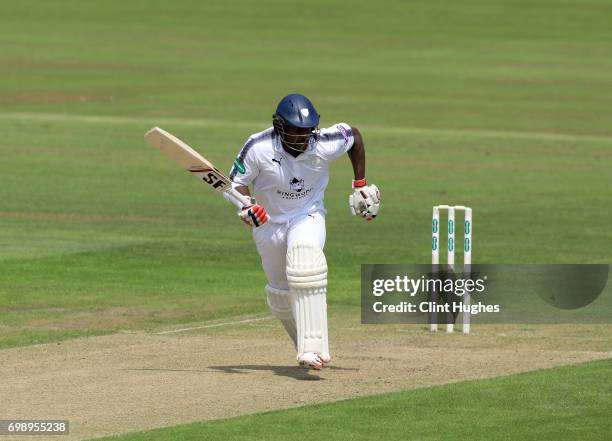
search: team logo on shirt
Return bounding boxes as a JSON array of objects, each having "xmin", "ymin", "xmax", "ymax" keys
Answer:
[
  {"xmin": 289, "ymin": 177, "xmax": 304, "ymax": 193},
  {"xmin": 233, "ymin": 158, "xmax": 246, "ymax": 174},
  {"xmin": 277, "ymin": 177, "xmax": 313, "ymax": 200}
]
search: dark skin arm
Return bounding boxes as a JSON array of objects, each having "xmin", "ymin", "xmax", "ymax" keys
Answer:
[
  {"xmin": 235, "ymin": 185, "xmax": 251, "ymax": 199},
  {"xmin": 348, "ymin": 126, "xmax": 365, "ymax": 180}
]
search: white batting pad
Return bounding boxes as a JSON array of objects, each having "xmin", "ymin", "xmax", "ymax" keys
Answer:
[
  {"xmin": 286, "ymin": 243, "xmax": 330, "ymax": 362},
  {"xmin": 266, "ymin": 284, "xmax": 297, "ymax": 349}
]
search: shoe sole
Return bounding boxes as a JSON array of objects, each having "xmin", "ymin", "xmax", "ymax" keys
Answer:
[{"xmin": 299, "ymin": 360, "xmax": 324, "ymax": 370}]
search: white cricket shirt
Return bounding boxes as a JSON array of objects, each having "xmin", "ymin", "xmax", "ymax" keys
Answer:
[{"xmin": 230, "ymin": 123, "xmax": 354, "ymax": 224}]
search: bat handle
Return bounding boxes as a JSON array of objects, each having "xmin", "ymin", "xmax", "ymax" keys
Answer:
[{"xmin": 226, "ymin": 187, "xmax": 252, "ymax": 207}]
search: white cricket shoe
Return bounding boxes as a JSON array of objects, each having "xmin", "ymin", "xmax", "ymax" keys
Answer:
[{"xmin": 298, "ymin": 352, "xmax": 326, "ymax": 370}]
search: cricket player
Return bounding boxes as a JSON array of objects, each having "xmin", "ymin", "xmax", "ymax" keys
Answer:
[{"xmin": 225, "ymin": 93, "xmax": 380, "ymax": 369}]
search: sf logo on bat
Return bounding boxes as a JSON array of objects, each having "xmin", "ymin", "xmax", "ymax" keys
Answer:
[{"xmin": 189, "ymin": 167, "xmax": 228, "ymax": 190}]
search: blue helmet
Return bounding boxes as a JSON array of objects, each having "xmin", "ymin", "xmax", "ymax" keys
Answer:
[{"xmin": 273, "ymin": 94, "xmax": 320, "ymax": 152}]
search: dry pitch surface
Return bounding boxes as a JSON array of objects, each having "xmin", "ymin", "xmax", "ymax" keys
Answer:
[{"xmin": 1, "ymin": 311, "xmax": 611, "ymax": 441}]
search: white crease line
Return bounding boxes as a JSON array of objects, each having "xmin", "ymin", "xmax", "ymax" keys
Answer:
[
  {"xmin": 0, "ymin": 112, "xmax": 611, "ymax": 143},
  {"xmin": 153, "ymin": 316, "xmax": 274, "ymax": 335}
]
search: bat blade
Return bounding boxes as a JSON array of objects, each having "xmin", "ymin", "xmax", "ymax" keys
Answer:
[{"xmin": 144, "ymin": 126, "xmax": 251, "ymax": 207}]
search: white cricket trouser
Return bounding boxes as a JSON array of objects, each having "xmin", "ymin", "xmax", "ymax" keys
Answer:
[{"xmin": 252, "ymin": 211, "xmax": 326, "ymax": 289}]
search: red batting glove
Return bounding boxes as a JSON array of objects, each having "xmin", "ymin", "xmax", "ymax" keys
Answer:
[{"xmin": 238, "ymin": 204, "xmax": 269, "ymax": 227}]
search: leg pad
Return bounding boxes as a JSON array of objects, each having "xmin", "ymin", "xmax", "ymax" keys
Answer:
[
  {"xmin": 266, "ymin": 285, "xmax": 297, "ymax": 349},
  {"xmin": 286, "ymin": 243, "xmax": 330, "ymax": 362}
]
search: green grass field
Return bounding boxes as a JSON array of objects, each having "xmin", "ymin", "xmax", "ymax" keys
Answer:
[{"xmin": 1, "ymin": 0, "xmax": 611, "ymax": 439}]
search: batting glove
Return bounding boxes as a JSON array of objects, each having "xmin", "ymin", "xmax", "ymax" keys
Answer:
[
  {"xmin": 349, "ymin": 179, "xmax": 380, "ymax": 221},
  {"xmin": 239, "ymin": 203, "xmax": 269, "ymax": 227}
]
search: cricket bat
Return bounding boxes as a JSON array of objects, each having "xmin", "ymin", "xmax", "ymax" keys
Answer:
[{"xmin": 144, "ymin": 127, "xmax": 251, "ymax": 208}]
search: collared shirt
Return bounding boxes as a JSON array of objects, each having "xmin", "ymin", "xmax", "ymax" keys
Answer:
[{"xmin": 230, "ymin": 123, "xmax": 354, "ymax": 224}]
